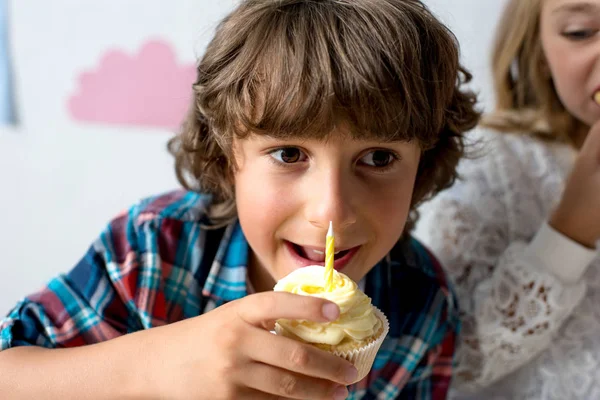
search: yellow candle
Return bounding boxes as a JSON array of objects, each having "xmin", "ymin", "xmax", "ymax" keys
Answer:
[
  {"xmin": 325, "ymin": 221, "xmax": 334, "ymax": 291},
  {"xmin": 595, "ymin": 91, "xmax": 600, "ymax": 105}
]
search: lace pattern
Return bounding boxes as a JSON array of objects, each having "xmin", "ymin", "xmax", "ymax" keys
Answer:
[{"xmin": 415, "ymin": 129, "xmax": 599, "ymax": 399}]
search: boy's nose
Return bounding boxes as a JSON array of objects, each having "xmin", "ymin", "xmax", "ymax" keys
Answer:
[{"xmin": 303, "ymin": 170, "xmax": 358, "ymax": 231}]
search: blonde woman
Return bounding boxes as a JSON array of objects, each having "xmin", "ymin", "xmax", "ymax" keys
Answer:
[{"xmin": 416, "ymin": 0, "xmax": 600, "ymax": 398}]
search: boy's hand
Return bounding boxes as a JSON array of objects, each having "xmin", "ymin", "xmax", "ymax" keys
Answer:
[
  {"xmin": 144, "ymin": 291, "xmax": 356, "ymax": 400},
  {"xmin": 550, "ymin": 120, "xmax": 600, "ymax": 248}
]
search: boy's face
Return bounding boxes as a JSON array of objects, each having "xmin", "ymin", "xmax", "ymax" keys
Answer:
[{"xmin": 233, "ymin": 127, "xmax": 421, "ymax": 291}]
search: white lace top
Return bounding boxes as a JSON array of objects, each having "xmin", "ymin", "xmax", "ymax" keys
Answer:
[{"xmin": 414, "ymin": 127, "xmax": 599, "ymax": 400}]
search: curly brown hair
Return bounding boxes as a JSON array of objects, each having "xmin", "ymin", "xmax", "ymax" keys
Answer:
[{"xmin": 169, "ymin": 0, "xmax": 480, "ymax": 231}]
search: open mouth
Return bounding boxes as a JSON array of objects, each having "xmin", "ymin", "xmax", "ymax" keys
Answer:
[{"xmin": 284, "ymin": 240, "xmax": 359, "ymax": 271}]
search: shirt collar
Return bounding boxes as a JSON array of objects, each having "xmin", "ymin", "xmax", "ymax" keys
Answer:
[{"xmin": 201, "ymin": 220, "xmax": 250, "ymax": 302}]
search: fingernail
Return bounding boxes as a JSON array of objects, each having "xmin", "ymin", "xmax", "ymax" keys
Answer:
[
  {"xmin": 333, "ymin": 385, "xmax": 348, "ymax": 400},
  {"xmin": 322, "ymin": 303, "xmax": 339, "ymax": 321},
  {"xmin": 345, "ymin": 366, "xmax": 358, "ymax": 383}
]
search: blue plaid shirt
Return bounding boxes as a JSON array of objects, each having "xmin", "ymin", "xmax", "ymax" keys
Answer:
[{"xmin": 1, "ymin": 190, "xmax": 460, "ymax": 399}]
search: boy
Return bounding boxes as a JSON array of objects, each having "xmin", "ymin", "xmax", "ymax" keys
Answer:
[{"xmin": 0, "ymin": 0, "xmax": 479, "ymax": 398}]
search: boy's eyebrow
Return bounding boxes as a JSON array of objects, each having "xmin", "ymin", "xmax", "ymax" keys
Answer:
[{"xmin": 552, "ymin": 1, "xmax": 600, "ymax": 15}]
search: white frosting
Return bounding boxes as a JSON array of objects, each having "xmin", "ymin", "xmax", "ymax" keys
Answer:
[{"xmin": 274, "ymin": 266, "xmax": 380, "ymax": 345}]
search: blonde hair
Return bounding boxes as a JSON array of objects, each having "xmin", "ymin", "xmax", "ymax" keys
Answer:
[
  {"xmin": 169, "ymin": 0, "xmax": 480, "ymax": 229},
  {"xmin": 482, "ymin": 0, "xmax": 582, "ymax": 144}
]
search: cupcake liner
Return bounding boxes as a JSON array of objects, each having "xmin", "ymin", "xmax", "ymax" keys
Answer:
[
  {"xmin": 274, "ymin": 307, "xmax": 389, "ymax": 384},
  {"xmin": 333, "ymin": 307, "xmax": 389, "ymax": 383}
]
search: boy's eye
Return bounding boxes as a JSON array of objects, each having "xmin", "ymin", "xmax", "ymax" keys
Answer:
[
  {"xmin": 360, "ymin": 150, "xmax": 397, "ymax": 168},
  {"xmin": 269, "ymin": 147, "xmax": 306, "ymax": 164},
  {"xmin": 562, "ymin": 29, "xmax": 598, "ymax": 40}
]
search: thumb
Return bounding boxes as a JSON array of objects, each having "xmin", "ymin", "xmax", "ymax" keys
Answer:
[{"xmin": 237, "ymin": 291, "xmax": 340, "ymax": 330}]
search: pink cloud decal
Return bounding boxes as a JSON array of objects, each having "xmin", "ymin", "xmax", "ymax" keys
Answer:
[{"xmin": 69, "ymin": 40, "xmax": 196, "ymax": 129}]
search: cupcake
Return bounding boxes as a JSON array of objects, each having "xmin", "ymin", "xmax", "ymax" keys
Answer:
[{"xmin": 273, "ymin": 265, "xmax": 389, "ymax": 383}]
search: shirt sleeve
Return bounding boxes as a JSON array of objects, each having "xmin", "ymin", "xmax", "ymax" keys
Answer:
[
  {"xmin": 414, "ymin": 141, "xmax": 596, "ymax": 391},
  {"xmin": 1, "ymin": 204, "xmax": 177, "ymax": 351}
]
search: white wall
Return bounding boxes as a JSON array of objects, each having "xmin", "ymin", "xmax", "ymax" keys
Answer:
[
  {"xmin": 0, "ymin": 0, "xmax": 506, "ymax": 316},
  {"xmin": 0, "ymin": 0, "xmax": 237, "ymax": 315},
  {"xmin": 424, "ymin": 0, "xmax": 508, "ymax": 112}
]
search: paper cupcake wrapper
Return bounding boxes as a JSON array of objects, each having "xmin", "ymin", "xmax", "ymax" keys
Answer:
[
  {"xmin": 274, "ymin": 307, "xmax": 389, "ymax": 384},
  {"xmin": 333, "ymin": 307, "xmax": 389, "ymax": 383}
]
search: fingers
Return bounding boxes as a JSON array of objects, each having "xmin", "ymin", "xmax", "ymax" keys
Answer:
[
  {"xmin": 246, "ymin": 329, "xmax": 358, "ymax": 386},
  {"xmin": 237, "ymin": 292, "xmax": 340, "ymax": 329},
  {"xmin": 233, "ymin": 292, "xmax": 353, "ymax": 398},
  {"xmin": 240, "ymin": 361, "xmax": 349, "ymax": 400}
]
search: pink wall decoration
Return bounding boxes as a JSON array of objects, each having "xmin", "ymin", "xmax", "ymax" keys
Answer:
[{"xmin": 68, "ymin": 40, "xmax": 196, "ymax": 130}]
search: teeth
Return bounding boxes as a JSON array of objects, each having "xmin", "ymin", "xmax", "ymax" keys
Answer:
[{"xmin": 310, "ymin": 249, "xmax": 343, "ymax": 255}]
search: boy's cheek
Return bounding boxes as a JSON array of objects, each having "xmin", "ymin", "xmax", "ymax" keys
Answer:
[{"xmin": 236, "ymin": 178, "xmax": 292, "ymax": 238}]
